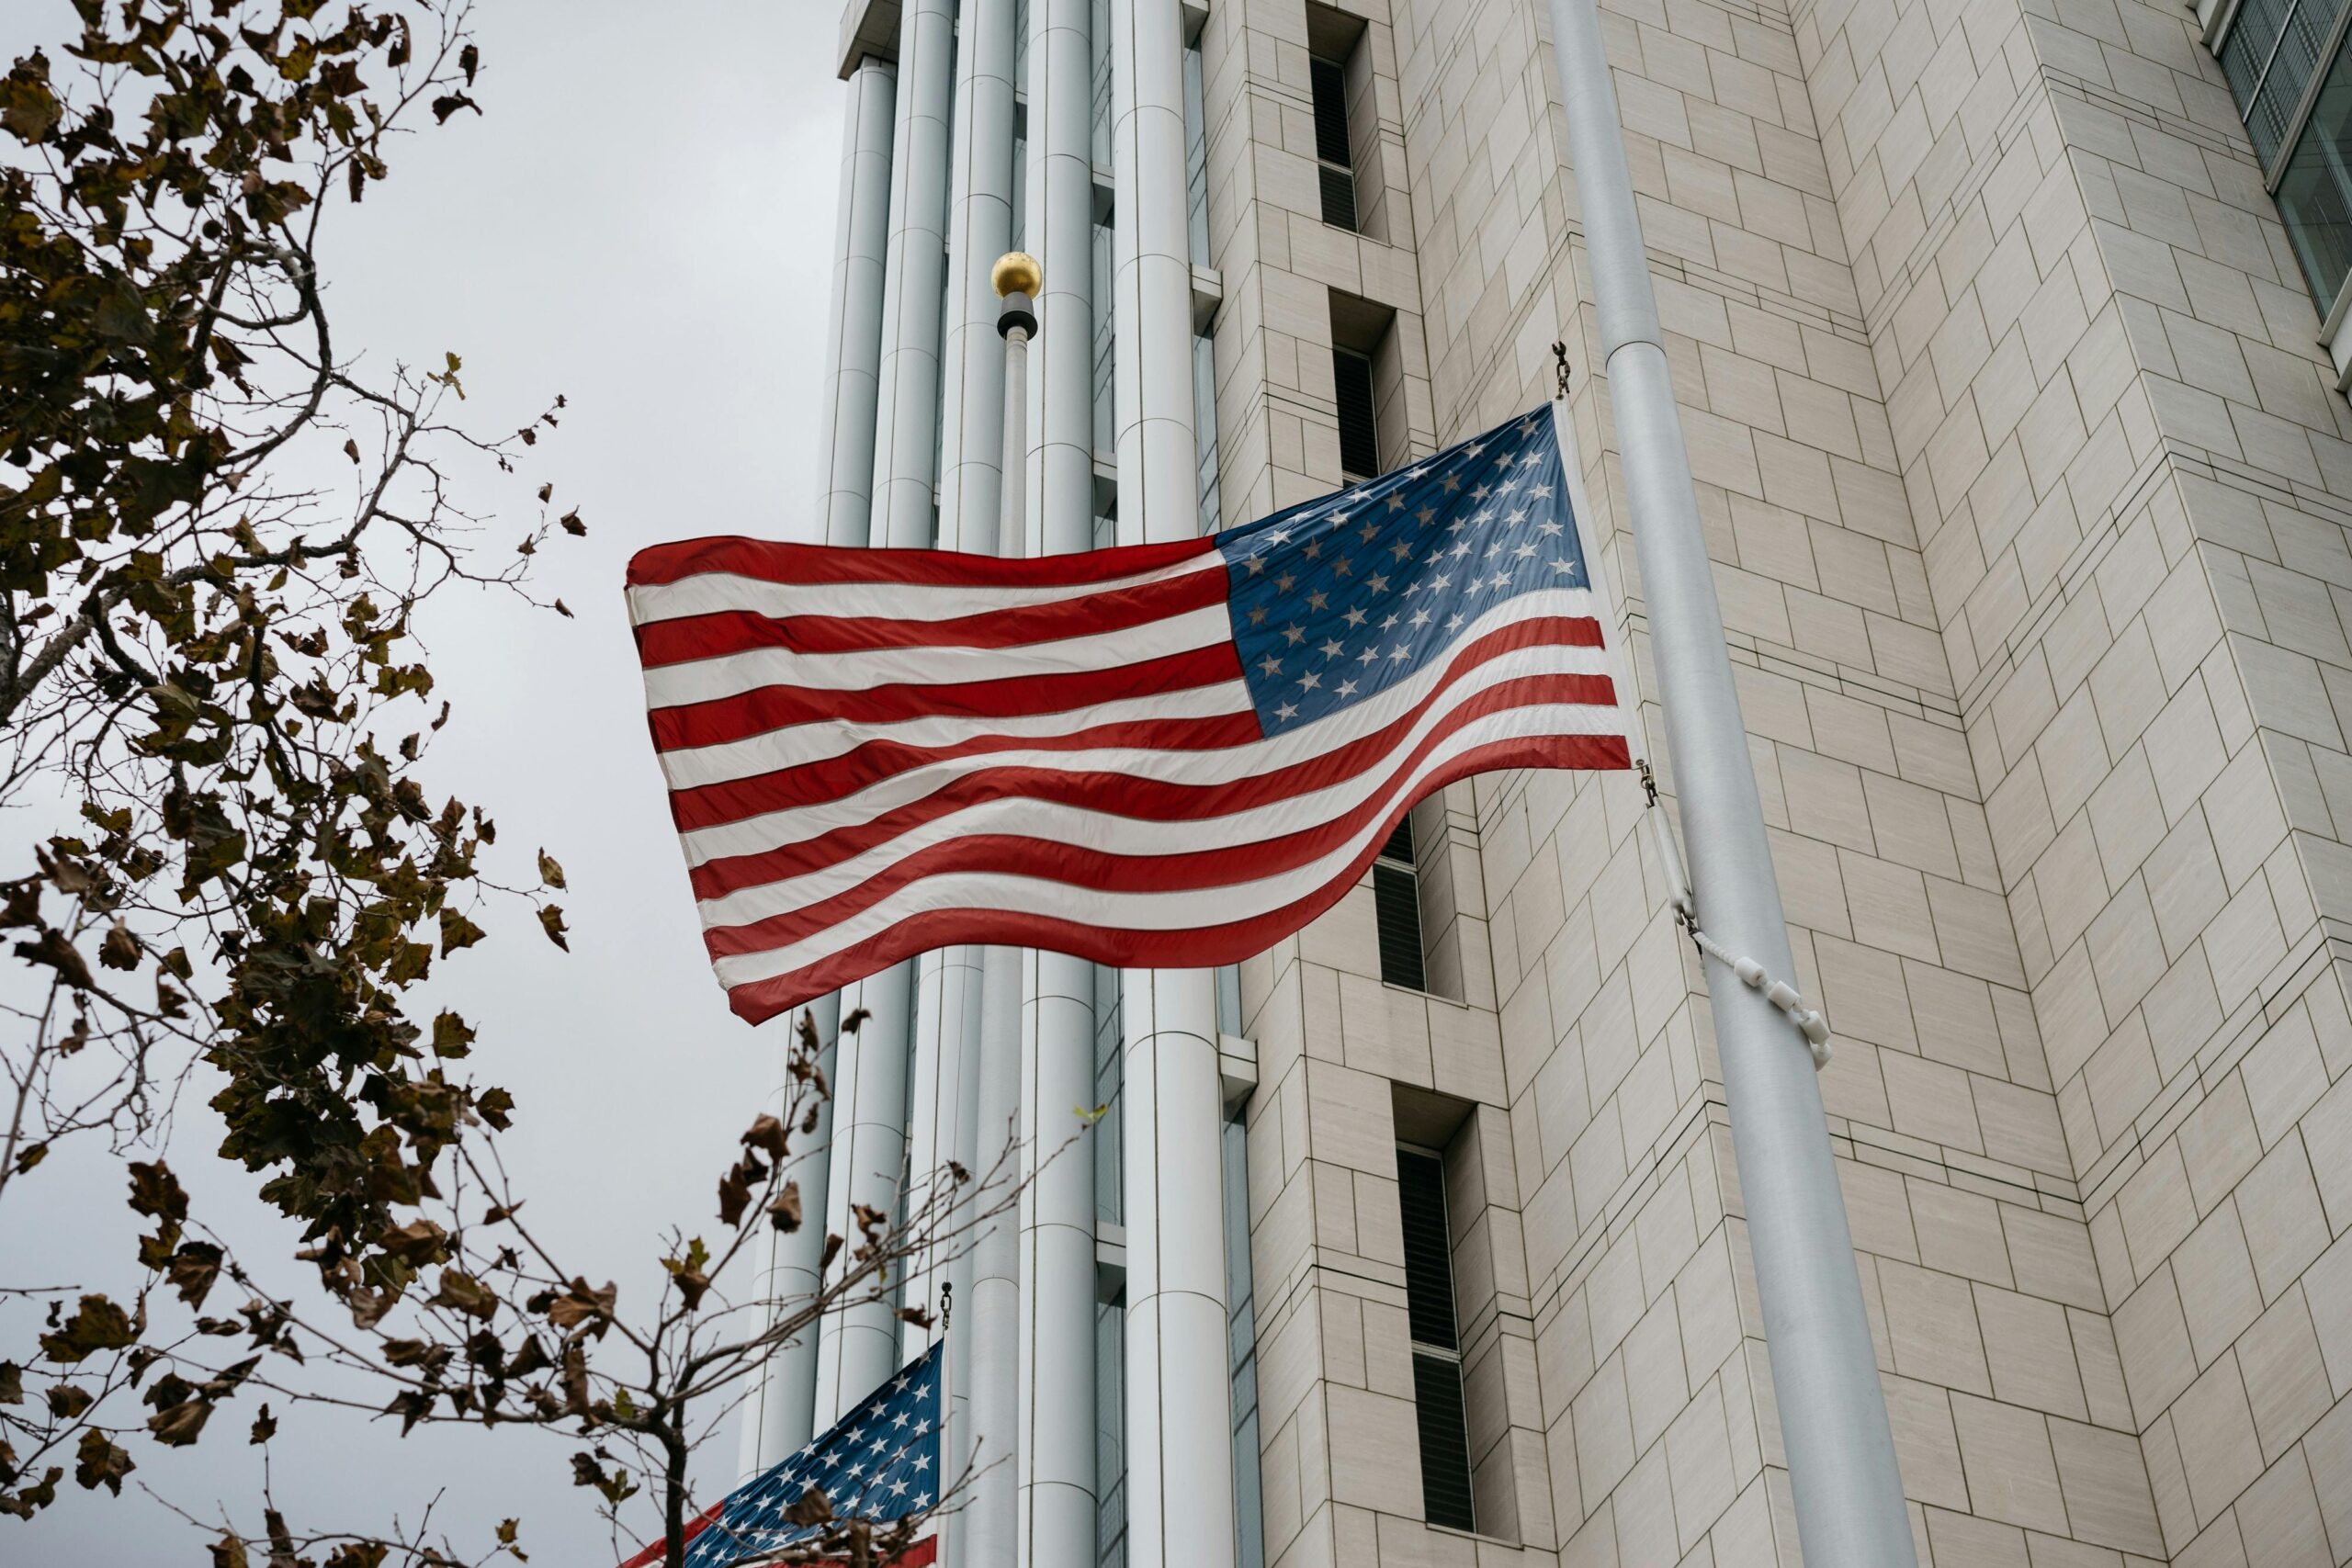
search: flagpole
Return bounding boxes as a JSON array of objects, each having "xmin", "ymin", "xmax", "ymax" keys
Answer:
[
  {"xmin": 957, "ymin": 251, "xmax": 1036, "ymax": 1568},
  {"xmin": 1542, "ymin": 2, "xmax": 1916, "ymax": 1563}
]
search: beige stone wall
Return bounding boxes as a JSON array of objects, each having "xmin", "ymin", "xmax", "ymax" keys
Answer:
[
  {"xmin": 1802, "ymin": 0, "xmax": 2352, "ymax": 1561},
  {"xmin": 1206, "ymin": 0, "xmax": 2352, "ymax": 1562}
]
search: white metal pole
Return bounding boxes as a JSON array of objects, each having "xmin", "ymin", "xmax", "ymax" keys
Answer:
[
  {"xmin": 963, "ymin": 274, "xmax": 1035, "ymax": 1565},
  {"xmin": 959, "ymin": 263, "xmax": 1035, "ymax": 1561},
  {"xmin": 1111, "ymin": 4, "xmax": 1236, "ymax": 1565},
  {"xmin": 1018, "ymin": 2, "xmax": 1103, "ymax": 1556},
  {"xmin": 1542, "ymin": 3, "xmax": 1915, "ymax": 1562}
]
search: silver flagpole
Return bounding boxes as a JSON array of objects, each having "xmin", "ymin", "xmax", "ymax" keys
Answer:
[
  {"xmin": 959, "ymin": 252, "xmax": 1035, "ymax": 1568},
  {"xmin": 1542, "ymin": 1, "xmax": 1916, "ymax": 1563}
]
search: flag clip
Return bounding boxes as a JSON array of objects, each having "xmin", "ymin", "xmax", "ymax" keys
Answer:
[
  {"xmin": 1551, "ymin": 340, "xmax": 1573, "ymax": 399},
  {"xmin": 1637, "ymin": 761, "xmax": 1830, "ymax": 1071}
]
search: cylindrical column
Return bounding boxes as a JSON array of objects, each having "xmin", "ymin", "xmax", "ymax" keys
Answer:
[
  {"xmin": 1543, "ymin": 3, "xmax": 1915, "ymax": 1564},
  {"xmin": 907, "ymin": 949, "xmax": 980, "ymax": 1566},
  {"xmin": 1020, "ymin": 5, "xmax": 1105, "ymax": 1557},
  {"xmin": 905, "ymin": 0, "xmax": 1017, "ymax": 1375},
  {"xmin": 818, "ymin": 0, "xmax": 955, "ymax": 1425},
  {"xmin": 737, "ymin": 994, "xmax": 839, "ymax": 1477},
  {"xmin": 936, "ymin": 0, "xmax": 1019, "ymax": 558},
  {"xmin": 817, "ymin": 58, "xmax": 898, "ymax": 550},
  {"xmin": 738, "ymin": 49, "xmax": 898, "ymax": 1472},
  {"xmin": 813, "ymin": 961, "xmax": 913, "ymax": 1422},
  {"xmin": 966, "ymin": 942, "xmax": 1022, "ymax": 1563},
  {"xmin": 1027, "ymin": 0, "xmax": 1098, "ymax": 565},
  {"xmin": 869, "ymin": 0, "xmax": 956, "ymax": 549},
  {"xmin": 1111, "ymin": 5, "xmax": 1236, "ymax": 1565},
  {"xmin": 921, "ymin": 30, "xmax": 1020, "ymax": 1545},
  {"xmin": 1020, "ymin": 942, "xmax": 1101, "ymax": 1565},
  {"xmin": 904, "ymin": 947, "xmax": 985, "ymax": 1358}
]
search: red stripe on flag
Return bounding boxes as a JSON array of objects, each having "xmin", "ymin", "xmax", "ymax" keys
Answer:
[
  {"xmin": 681, "ymin": 621, "xmax": 1608, "ymax": 897},
  {"xmin": 648, "ymin": 642, "xmax": 1249, "ymax": 755},
  {"xmin": 634, "ymin": 562, "xmax": 1230, "ymax": 668},
  {"xmin": 669, "ymin": 709, "xmax": 1267, "ymax": 834},
  {"xmin": 696, "ymin": 675, "xmax": 1619, "ymax": 952},
  {"xmin": 628, "ymin": 534, "xmax": 1216, "ymax": 589},
  {"xmin": 718, "ymin": 732, "xmax": 1633, "ymax": 1021}
]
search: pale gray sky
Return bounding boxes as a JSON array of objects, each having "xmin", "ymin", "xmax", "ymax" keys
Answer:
[{"xmin": 2, "ymin": 2, "xmax": 847, "ymax": 1559}]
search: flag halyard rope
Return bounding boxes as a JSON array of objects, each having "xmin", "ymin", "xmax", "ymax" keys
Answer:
[{"xmin": 1637, "ymin": 760, "xmax": 1832, "ymax": 1071}]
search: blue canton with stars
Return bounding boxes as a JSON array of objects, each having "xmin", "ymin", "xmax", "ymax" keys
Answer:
[
  {"xmin": 1217, "ymin": 406, "xmax": 1587, "ymax": 735},
  {"xmin": 683, "ymin": 1343, "xmax": 941, "ymax": 1567}
]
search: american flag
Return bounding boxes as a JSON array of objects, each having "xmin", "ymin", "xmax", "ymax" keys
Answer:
[
  {"xmin": 627, "ymin": 405, "xmax": 1631, "ymax": 1022},
  {"xmin": 616, "ymin": 1343, "xmax": 943, "ymax": 1568}
]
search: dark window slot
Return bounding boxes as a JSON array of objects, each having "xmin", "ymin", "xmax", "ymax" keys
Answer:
[{"xmin": 1332, "ymin": 347, "xmax": 1380, "ymax": 480}]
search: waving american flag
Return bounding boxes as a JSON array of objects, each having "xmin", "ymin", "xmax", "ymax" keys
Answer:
[
  {"xmin": 627, "ymin": 405, "xmax": 1631, "ymax": 1023},
  {"xmin": 617, "ymin": 1343, "xmax": 942, "ymax": 1568}
]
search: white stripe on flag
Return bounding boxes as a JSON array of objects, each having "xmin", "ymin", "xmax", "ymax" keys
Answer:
[
  {"xmin": 655, "ymin": 679, "xmax": 1259, "ymax": 792},
  {"xmin": 639, "ymin": 602, "xmax": 1237, "ymax": 707},
  {"xmin": 686, "ymin": 646, "xmax": 1611, "ymax": 922},
  {"xmin": 673, "ymin": 591, "xmax": 1600, "ymax": 866},
  {"xmin": 708, "ymin": 702, "xmax": 1609, "ymax": 985},
  {"xmin": 626, "ymin": 549, "xmax": 1227, "ymax": 627}
]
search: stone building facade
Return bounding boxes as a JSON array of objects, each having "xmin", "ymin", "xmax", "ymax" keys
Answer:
[{"xmin": 790, "ymin": 0, "xmax": 2352, "ymax": 1562}]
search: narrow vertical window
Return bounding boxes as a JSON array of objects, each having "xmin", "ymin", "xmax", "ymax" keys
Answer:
[
  {"xmin": 1308, "ymin": 55, "xmax": 1358, "ymax": 231},
  {"xmin": 1374, "ymin": 818, "xmax": 1425, "ymax": 990},
  {"xmin": 1332, "ymin": 347, "xmax": 1380, "ymax": 481},
  {"xmin": 1397, "ymin": 1146, "xmax": 1475, "ymax": 1532}
]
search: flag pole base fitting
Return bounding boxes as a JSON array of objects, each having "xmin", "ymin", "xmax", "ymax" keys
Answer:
[{"xmin": 996, "ymin": 292, "xmax": 1037, "ymax": 339}]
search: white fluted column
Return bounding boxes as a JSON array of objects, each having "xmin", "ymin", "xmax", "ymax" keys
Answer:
[
  {"xmin": 967, "ymin": 948, "xmax": 1023, "ymax": 1560},
  {"xmin": 1112, "ymin": 4, "xmax": 1235, "ymax": 1565},
  {"xmin": 911, "ymin": 17, "xmax": 1019, "ymax": 1559},
  {"xmin": 816, "ymin": 0, "xmax": 955, "ymax": 1425},
  {"xmin": 906, "ymin": 948, "xmax": 981, "ymax": 1564},
  {"xmin": 869, "ymin": 0, "xmax": 955, "ymax": 550},
  {"xmin": 817, "ymin": 58, "xmax": 898, "ymax": 550},
  {"xmin": 936, "ymin": 0, "xmax": 1018, "ymax": 558},
  {"xmin": 904, "ymin": 948, "xmax": 986, "ymax": 1357},
  {"xmin": 738, "ymin": 50, "xmax": 897, "ymax": 1472},
  {"xmin": 1019, "ymin": 944, "xmax": 1100, "ymax": 1564},
  {"xmin": 813, "ymin": 961, "xmax": 913, "ymax": 1422},
  {"xmin": 905, "ymin": 0, "xmax": 1016, "ymax": 1366},
  {"xmin": 737, "ymin": 994, "xmax": 839, "ymax": 1477},
  {"xmin": 1018, "ymin": 3, "xmax": 1102, "ymax": 1562},
  {"xmin": 967, "ymin": 938, "xmax": 1023, "ymax": 1562}
]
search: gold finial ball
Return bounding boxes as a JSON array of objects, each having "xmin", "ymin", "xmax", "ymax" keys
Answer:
[{"xmin": 992, "ymin": 251, "xmax": 1042, "ymax": 299}]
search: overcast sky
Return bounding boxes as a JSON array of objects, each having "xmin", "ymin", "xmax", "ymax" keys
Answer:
[{"xmin": 2, "ymin": 2, "xmax": 849, "ymax": 1559}]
